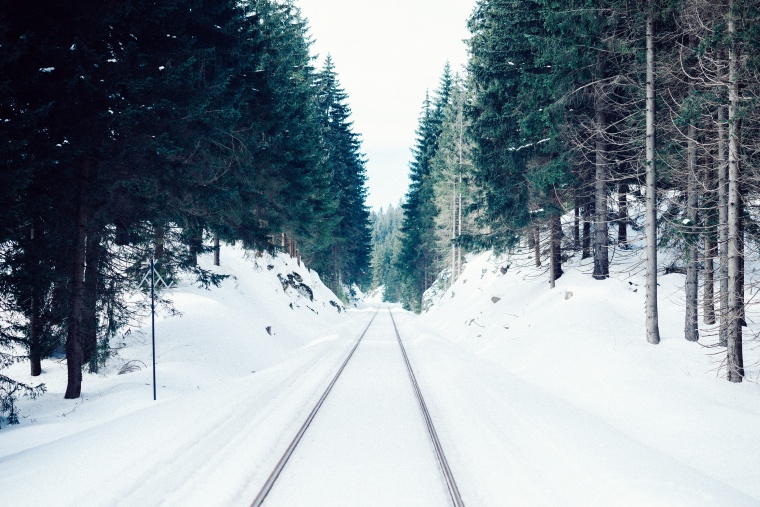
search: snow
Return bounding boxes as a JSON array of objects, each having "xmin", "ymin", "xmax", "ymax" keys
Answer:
[
  {"xmin": 2, "ymin": 242, "xmax": 760, "ymax": 506},
  {"xmin": 265, "ymin": 311, "xmax": 449, "ymax": 507},
  {"xmin": 38, "ymin": 67, "xmax": 54, "ymax": 73},
  {"xmin": 415, "ymin": 247, "xmax": 760, "ymax": 505}
]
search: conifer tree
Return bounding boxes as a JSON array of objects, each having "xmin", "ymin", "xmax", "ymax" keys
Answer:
[
  {"xmin": 397, "ymin": 65, "xmax": 452, "ymax": 311},
  {"xmin": 310, "ymin": 55, "xmax": 371, "ymax": 293},
  {"xmin": 0, "ymin": 0, "xmax": 361, "ymax": 405},
  {"xmin": 370, "ymin": 205, "xmax": 404, "ymax": 302},
  {"xmin": 430, "ymin": 74, "xmax": 477, "ymax": 286}
]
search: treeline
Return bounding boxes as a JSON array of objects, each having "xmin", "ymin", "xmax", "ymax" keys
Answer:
[
  {"xmin": 0, "ymin": 0, "xmax": 370, "ymax": 420},
  {"xmin": 394, "ymin": 66, "xmax": 478, "ymax": 312},
  {"xmin": 369, "ymin": 204, "xmax": 403, "ymax": 302},
  {"xmin": 396, "ymin": 0, "xmax": 759, "ymax": 382}
]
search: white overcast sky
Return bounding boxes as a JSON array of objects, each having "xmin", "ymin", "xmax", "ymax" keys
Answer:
[{"xmin": 296, "ymin": 0, "xmax": 477, "ymax": 211}]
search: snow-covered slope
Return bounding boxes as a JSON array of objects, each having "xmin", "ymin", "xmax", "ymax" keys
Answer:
[
  {"xmin": 0, "ymin": 245, "xmax": 372, "ymax": 505},
  {"xmin": 2, "ymin": 241, "xmax": 760, "ymax": 506},
  {"xmin": 409, "ymin": 245, "xmax": 760, "ymax": 504}
]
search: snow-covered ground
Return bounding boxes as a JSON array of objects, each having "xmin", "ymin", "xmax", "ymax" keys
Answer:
[
  {"xmin": 1, "ymin": 242, "xmax": 759, "ymax": 506},
  {"xmin": 413, "ymin": 245, "xmax": 760, "ymax": 505}
]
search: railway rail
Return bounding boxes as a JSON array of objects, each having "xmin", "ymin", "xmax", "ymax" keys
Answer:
[{"xmin": 250, "ymin": 307, "xmax": 464, "ymax": 507}]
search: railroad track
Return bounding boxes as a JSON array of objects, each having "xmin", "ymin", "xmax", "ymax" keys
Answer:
[{"xmin": 250, "ymin": 307, "xmax": 464, "ymax": 507}]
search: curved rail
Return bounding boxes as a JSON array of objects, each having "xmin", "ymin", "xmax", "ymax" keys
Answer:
[
  {"xmin": 388, "ymin": 308, "xmax": 465, "ymax": 507},
  {"xmin": 250, "ymin": 310, "xmax": 379, "ymax": 507}
]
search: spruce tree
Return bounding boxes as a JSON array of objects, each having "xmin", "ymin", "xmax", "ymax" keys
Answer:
[
  {"xmin": 310, "ymin": 55, "xmax": 371, "ymax": 293},
  {"xmin": 397, "ymin": 65, "xmax": 452, "ymax": 311}
]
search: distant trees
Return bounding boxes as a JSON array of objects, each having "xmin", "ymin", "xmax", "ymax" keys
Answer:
[
  {"xmin": 0, "ymin": 0, "xmax": 370, "ymax": 419},
  {"xmin": 396, "ymin": 65, "xmax": 453, "ymax": 311},
  {"xmin": 430, "ymin": 75, "xmax": 477, "ymax": 289},
  {"xmin": 370, "ymin": 205, "xmax": 404, "ymax": 303}
]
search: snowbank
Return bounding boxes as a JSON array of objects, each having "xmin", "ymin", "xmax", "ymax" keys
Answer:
[
  {"xmin": 0, "ymin": 245, "xmax": 371, "ymax": 506},
  {"xmin": 409, "ymin": 245, "xmax": 760, "ymax": 504}
]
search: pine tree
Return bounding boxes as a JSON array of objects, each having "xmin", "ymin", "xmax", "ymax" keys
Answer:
[
  {"xmin": 0, "ymin": 0, "xmax": 346, "ymax": 401},
  {"xmin": 397, "ymin": 65, "xmax": 453, "ymax": 311},
  {"xmin": 369, "ymin": 205, "xmax": 404, "ymax": 302},
  {"xmin": 430, "ymin": 74, "xmax": 477, "ymax": 286},
  {"xmin": 310, "ymin": 55, "xmax": 371, "ymax": 294}
]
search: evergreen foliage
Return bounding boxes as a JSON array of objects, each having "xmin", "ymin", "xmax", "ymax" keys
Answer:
[
  {"xmin": 309, "ymin": 55, "xmax": 372, "ymax": 294},
  {"xmin": 397, "ymin": 65, "xmax": 453, "ymax": 311},
  {"xmin": 395, "ymin": 0, "xmax": 759, "ymax": 381},
  {"xmin": 0, "ymin": 0, "xmax": 370, "ymax": 419},
  {"xmin": 370, "ymin": 205, "xmax": 404, "ymax": 302}
]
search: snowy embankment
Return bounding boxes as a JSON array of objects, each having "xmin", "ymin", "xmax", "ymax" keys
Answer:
[
  {"xmin": 0, "ymin": 245, "xmax": 372, "ymax": 506},
  {"xmin": 407, "ymin": 245, "xmax": 760, "ymax": 505},
  {"xmin": 2, "ymin": 242, "xmax": 760, "ymax": 506}
]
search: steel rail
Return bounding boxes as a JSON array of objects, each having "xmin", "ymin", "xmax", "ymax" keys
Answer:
[
  {"xmin": 388, "ymin": 308, "xmax": 466, "ymax": 507},
  {"xmin": 250, "ymin": 309, "xmax": 379, "ymax": 507}
]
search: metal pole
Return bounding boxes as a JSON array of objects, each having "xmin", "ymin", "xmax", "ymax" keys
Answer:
[{"xmin": 151, "ymin": 256, "xmax": 156, "ymax": 400}]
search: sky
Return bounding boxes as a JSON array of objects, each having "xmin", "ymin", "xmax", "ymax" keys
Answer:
[{"xmin": 295, "ymin": 0, "xmax": 478, "ymax": 211}]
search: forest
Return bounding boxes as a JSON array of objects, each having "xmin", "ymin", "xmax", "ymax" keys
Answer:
[
  {"xmin": 3, "ymin": 0, "xmax": 760, "ymax": 426},
  {"xmin": 0, "ymin": 0, "xmax": 371, "ymax": 420},
  {"xmin": 386, "ymin": 0, "xmax": 759, "ymax": 385}
]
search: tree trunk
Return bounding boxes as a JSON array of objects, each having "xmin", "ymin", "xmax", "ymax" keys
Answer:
[
  {"xmin": 717, "ymin": 104, "xmax": 729, "ymax": 345},
  {"xmin": 726, "ymin": 1, "xmax": 743, "ymax": 381},
  {"xmin": 29, "ymin": 293, "xmax": 42, "ymax": 376},
  {"xmin": 703, "ymin": 156, "xmax": 717, "ymax": 326},
  {"xmin": 81, "ymin": 230, "xmax": 102, "ymax": 368},
  {"xmin": 451, "ymin": 178, "xmax": 457, "ymax": 288},
  {"xmin": 738, "ymin": 189, "xmax": 745, "ymax": 328},
  {"xmin": 188, "ymin": 225, "xmax": 202, "ymax": 267},
  {"xmin": 704, "ymin": 227, "xmax": 716, "ymax": 325},
  {"xmin": 645, "ymin": 8, "xmax": 660, "ymax": 344},
  {"xmin": 534, "ymin": 224, "xmax": 541, "ymax": 267},
  {"xmin": 154, "ymin": 224, "xmax": 165, "ymax": 262},
  {"xmin": 582, "ymin": 192, "xmax": 592, "ymax": 260},
  {"xmin": 213, "ymin": 232, "xmax": 220, "ymax": 266},
  {"xmin": 617, "ymin": 182, "xmax": 628, "ymax": 247},
  {"xmin": 574, "ymin": 191, "xmax": 580, "ymax": 251},
  {"xmin": 65, "ymin": 162, "xmax": 90, "ymax": 399},
  {"xmin": 685, "ymin": 123, "xmax": 699, "ymax": 342},
  {"xmin": 593, "ymin": 74, "xmax": 609, "ymax": 280},
  {"xmin": 29, "ymin": 218, "xmax": 42, "ymax": 377},
  {"xmin": 551, "ymin": 214, "xmax": 563, "ymax": 286},
  {"xmin": 550, "ymin": 222, "xmax": 556, "ymax": 290},
  {"xmin": 457, "ymin": 184, "xmax": 463, "ymax": 278}
]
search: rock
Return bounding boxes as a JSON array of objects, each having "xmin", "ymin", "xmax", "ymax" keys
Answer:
[
  {"xmin": 278, "ymin": 272, "xmax": 314, "ymax": 301},
  {"xmin": 491, "ymin": 296, "xmax": 501, "ymax": 304},
  {"xmin": 265, "ymin": 326, "xmax": 272, "ymax": 336},
  {"xmin": 297, "ymin": 283, "xmax": 314, "ymax": 301}
]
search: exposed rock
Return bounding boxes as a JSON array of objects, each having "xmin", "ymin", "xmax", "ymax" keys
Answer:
[{"xmin": 277, "ymin": 272, "xmax": 314, "ymax": 301}]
